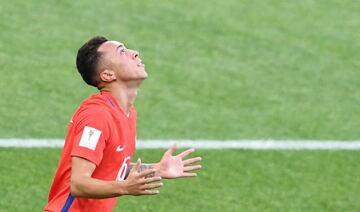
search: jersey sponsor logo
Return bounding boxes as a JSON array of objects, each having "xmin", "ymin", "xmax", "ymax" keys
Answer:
[
  {"xmin": 79, "ymin": 126, "xmax": 101, "ymax": 150},
  {"xmin": 116, "ymin": 145, "xmax": 126, "ymax": 152}
]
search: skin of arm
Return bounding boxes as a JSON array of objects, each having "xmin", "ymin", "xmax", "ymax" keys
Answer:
[
  {"xmin": 126, "ymin": 144, "xmax": 202, "ymax": 180},
  {"xmin": 70, "ymin": 157, "xmax": 162, "ymax": 198}
]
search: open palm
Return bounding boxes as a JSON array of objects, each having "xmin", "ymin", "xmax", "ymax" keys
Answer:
[{"xmin": 157, "ymin": 144, "xmax": 202, "ymax": 179}]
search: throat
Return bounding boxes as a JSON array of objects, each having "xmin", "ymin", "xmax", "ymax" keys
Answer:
[{"xmin": 102, "ymin": 87, "xmax": 138, "ymax": 116}]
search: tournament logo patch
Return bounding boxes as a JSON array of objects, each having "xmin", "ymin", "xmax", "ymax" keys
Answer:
[{"xmin": 79, "ymin": 126, "xmax": 102, "ymax": 150}]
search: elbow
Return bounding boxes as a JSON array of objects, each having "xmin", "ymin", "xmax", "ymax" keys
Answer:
[{"xmin": 70, "ymin": 177, "xmax": 84, "ymax": 197}]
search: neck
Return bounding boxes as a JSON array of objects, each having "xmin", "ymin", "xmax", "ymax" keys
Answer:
[{"xmin": 101, "ymin": 81, "xmax": 141, "ymax": 115}]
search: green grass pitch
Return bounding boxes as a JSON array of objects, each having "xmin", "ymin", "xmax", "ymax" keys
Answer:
[
  {"xmin": 0, "ymin": 0, "xmax": 360, "ymax": 211},
  {"xmin": 1, "ymin": 149, "xmax": 360, "ymax": 211},
  {"xmin": 0, "ymin": 0, "xmax": 359, "ymax": 139}
]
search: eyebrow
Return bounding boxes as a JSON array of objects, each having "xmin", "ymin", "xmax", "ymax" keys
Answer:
[{"xmin": 116, "ymin": 44, "xmax": 125, "ymax": 51}]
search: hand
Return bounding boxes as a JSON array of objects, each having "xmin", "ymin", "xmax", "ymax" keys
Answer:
[
  {"xmin": 156, "ymin": 144, "xmax": 202, "ymax": 179},
  {"xmin": 122, "ymin": 158, "xmax": 163, "ymax": 196}
]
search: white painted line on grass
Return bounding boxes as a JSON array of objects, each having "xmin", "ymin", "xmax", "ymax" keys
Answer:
[{"xmin": 1, "ymin": 139, "xmax": 360, "ymax": 150}]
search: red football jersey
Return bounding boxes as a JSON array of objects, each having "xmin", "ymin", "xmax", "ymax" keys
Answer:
[{"xmin": 45, "ymin": 91, "xmax": 137, "ymax": 212}]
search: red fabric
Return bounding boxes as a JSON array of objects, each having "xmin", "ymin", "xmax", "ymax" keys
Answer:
[{"xmin": 44, "ymin": 91, "xmax": 137, "ymax": 212}]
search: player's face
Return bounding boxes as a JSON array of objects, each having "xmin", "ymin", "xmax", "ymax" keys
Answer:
[{"xmin": 98, "ymin": 41, "xmax": 147, "ymax": 81}]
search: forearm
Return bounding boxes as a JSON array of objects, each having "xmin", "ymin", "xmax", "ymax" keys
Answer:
[
  {"xmin": 70, "ymin": 176, "xmax": 126, "ymax": 198},
  {"xmin": 70, "ymin": 157, "xmax": 162, "ymax": 198}
]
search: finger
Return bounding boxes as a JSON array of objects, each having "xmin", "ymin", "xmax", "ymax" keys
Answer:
[
  {"xmin": 177, "ymin": 148, "xmax": 195, "ymax": 159},
  {"xmin": 183, "ymin": 157, "xmax": 202, "ymax": 165},
  {"xmin": 136, "ymin": 158, "xmax": 141, "ymax": 167},
  {"xmin": 141, "ymin": 190, "xmax": 160, "ymax": 195},
  {"xmin": 166, "ymin": 143, "xmax": 177, "ymax": 155},
  {"xmin": 138, "ymin": 169, "xmax": 157, "ymax": 178},
  {"xmin": 141, "ymin": 176, "xmax": 162, "ymax": 184},
  {"xmin": 131, "ymin": 158, "xmax": 141, "ymax": 173},
  {"xmin": 142, "ymin": 182, "xmax": 163, "ymax": 190},
  {"xmin": 181, "ymin": 172, "xmax": 197, "ymax": 177},
  {"xmin": 184, "ymin": 165, "xmax": 202, "ymax": 172}
]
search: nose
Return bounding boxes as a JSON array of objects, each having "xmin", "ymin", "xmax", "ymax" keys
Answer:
[{"xmin": 130, "ymin": 49, "xmax": 139, "ymax": 59}]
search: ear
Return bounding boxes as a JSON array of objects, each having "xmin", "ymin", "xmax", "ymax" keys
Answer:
[{"xmin": 99, "ymin": 69, "xmax": 116, "ymax": 82}]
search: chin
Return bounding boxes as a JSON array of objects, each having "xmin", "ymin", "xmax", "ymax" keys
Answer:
[
  {"xmin": 138, "ymin": 75, "xmax": 148, "ymax": 81},
  {"xmin": 129, "ymin": 67, "xmax": 148, "ymax": 81},
  {"xmin": 138, "ymin": 69, "xmax": 148, "ymax": 79},
  {"xmin": 133, "ymin": 74, "xmax": 148, "ymax": 81}
]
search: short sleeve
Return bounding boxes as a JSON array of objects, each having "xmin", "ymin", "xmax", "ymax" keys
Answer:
[{"xmin": 71, "ymin": 107, "xmax": 111, "ymax": 166}]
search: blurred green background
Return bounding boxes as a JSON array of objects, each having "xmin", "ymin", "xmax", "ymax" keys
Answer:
[{"xmin": 1, "ymin": 0, "xmax": 359, "ymax": 139}]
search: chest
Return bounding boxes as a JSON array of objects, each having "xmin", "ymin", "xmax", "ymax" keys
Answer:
[{"xmin": 103, "ymin": 112, "xmax": 137, "ymax": 165}]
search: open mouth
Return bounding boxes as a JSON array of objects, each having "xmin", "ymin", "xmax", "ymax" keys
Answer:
[{"xmin": 137, "ymin": 62, "xmax": 145, "ymax": 67}]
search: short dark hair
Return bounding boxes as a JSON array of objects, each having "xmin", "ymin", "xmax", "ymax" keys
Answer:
[{"xmin": 76, "ymin": 36, "xmax": 108, "ymax": 87}]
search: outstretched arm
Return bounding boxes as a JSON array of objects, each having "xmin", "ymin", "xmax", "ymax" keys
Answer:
[{"xmin": 128, "ymin": 144, "xmax": 202, "ymax": 179}]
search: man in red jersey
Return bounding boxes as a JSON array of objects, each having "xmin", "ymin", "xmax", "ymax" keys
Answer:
[{"xmin": 44, "ymin": 36, "xmax": 202, "ymax": 212}]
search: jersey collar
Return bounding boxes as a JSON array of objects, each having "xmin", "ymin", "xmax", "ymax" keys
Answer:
[{"xmin": 100, "ymin": 90, "xmax": 131, "ymax": 118}]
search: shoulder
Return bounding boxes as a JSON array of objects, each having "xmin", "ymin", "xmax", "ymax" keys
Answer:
[{"xmin": 74, "ymin": 94, "xmax": 113, "ymax": 123}]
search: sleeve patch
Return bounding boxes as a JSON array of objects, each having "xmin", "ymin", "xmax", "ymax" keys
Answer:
[{"xmin": 78, "ymin": 126, "xmax": 102, "ymax": 150}]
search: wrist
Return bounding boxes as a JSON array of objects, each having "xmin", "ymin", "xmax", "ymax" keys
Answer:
[
  {"xmin": 114, "ymin": 181, "xmax": 128, "ymax": 196},
  {"xmin": 153, "ymin": 163, "xmax": 162, "ymax": 178}
]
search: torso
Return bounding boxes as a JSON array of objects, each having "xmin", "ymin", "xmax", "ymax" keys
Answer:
[{"xmin": 45, "ymin": 91, "xmax": 137, "ymax": 212}]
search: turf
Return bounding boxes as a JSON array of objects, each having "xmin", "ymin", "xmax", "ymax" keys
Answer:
[
  {"xmin": 0, "ymin": 0, "xmax": 359, "ymax": 139},
  {"xmin": 0, "ymin": 148, "xmax": 359, "ymax": 212}
]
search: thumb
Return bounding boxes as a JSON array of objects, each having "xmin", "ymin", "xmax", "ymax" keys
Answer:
[{"xmin": 166, "ymin": 143, "xmax": 177, "ymax": 156}]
